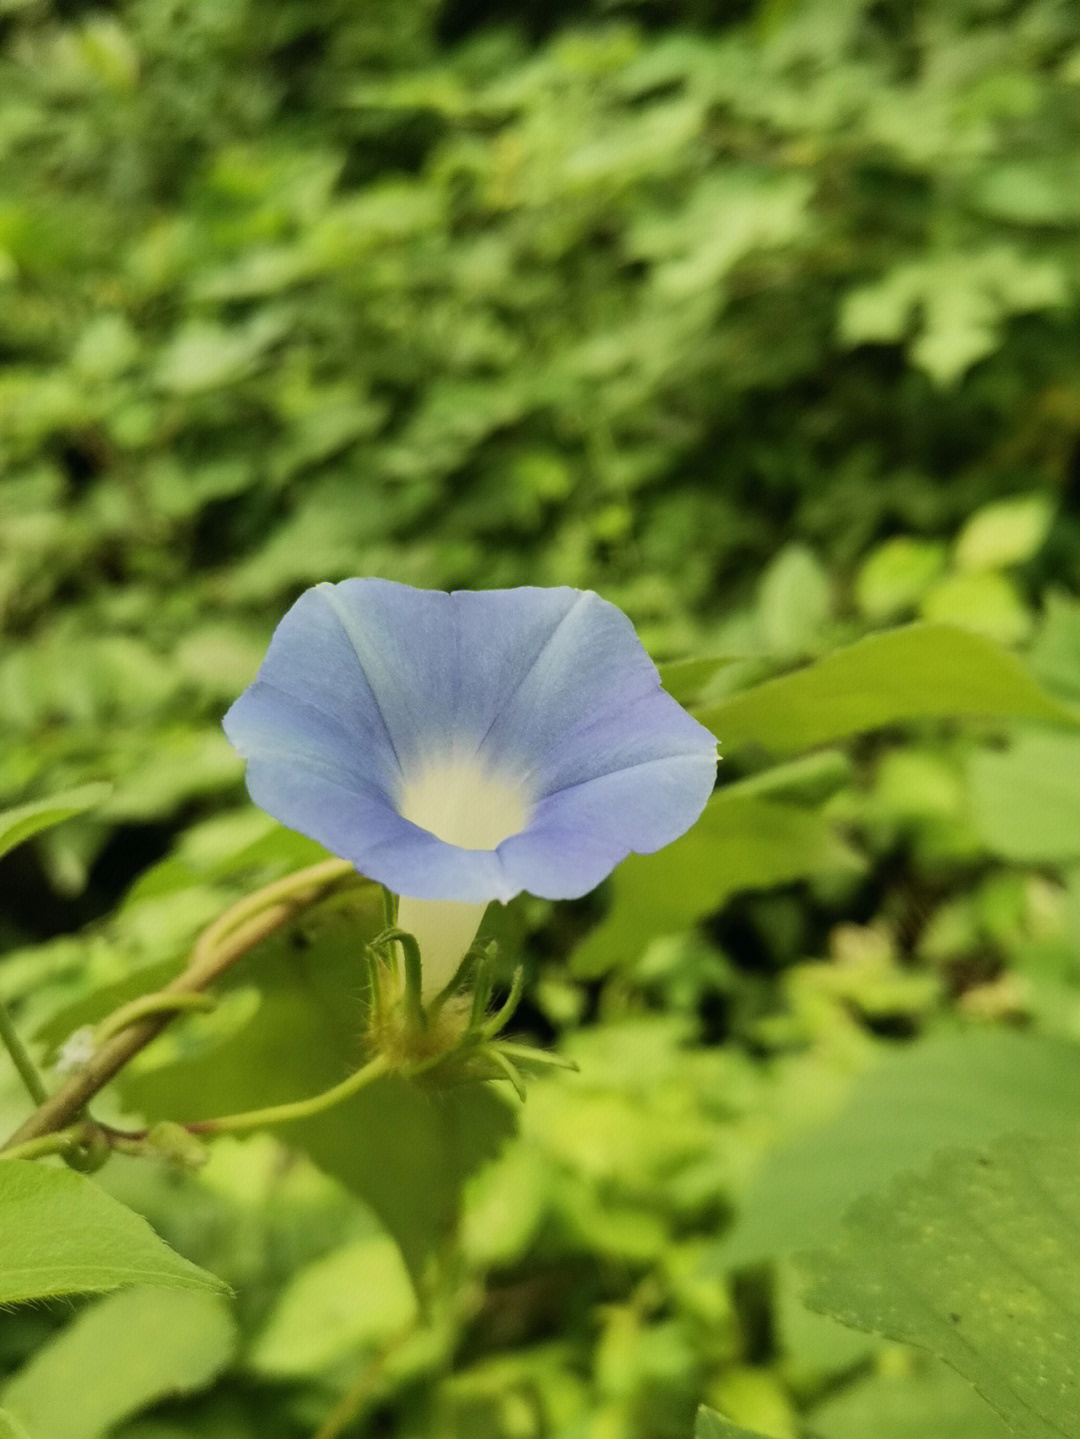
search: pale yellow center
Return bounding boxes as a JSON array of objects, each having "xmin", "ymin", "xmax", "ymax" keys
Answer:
[
  {"xmin": 396, "ymin": 750, "xmax": 531, "ymax": 850},
  {"xmin": 394, "ymin": 752, "xmax": 532, "ymax": 996}
]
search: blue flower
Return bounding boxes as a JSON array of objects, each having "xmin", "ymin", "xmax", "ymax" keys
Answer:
[{"xmin": 224, "ymin": 580, "xmax": 717, "ymax": 992}]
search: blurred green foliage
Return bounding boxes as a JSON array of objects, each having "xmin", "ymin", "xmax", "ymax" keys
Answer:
[
  {"xmin": 5, "ymin": 0, "xmax": 1080, "ymax": 852},
  {"xmin": 6, "ymin": 0, "xmax": 1080, "ymax": 1435}
]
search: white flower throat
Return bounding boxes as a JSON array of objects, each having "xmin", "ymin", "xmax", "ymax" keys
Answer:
[
  {"xmin": 397, "ymin": 749, "xmax": 532, "ymax": 850},
  {"xmin": 396, "ymin": 750, "xmax": 532, "ymax": 996}
]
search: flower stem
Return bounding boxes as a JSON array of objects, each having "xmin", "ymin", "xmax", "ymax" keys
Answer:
[
  {"xmin": 1, "ymin": 859, "xmax": 368, "ymax": 1154},
  {"xmin": 0, "ymin": 998, "xmax": 49, "ymax": 1106},
  {"xmin": 94, "ymin": 991, "xmax": 217, "ymax": 1046},
  {"xmin": 0, "ymin": 1125, "xmax": 89, "ymax": 1162},
  {"xmin": 186, "ymin": 1052, "xmax": 392, "ymax": 1136},
  {"xmin": 192, "ymin": 858, "xmax": 356, "ymax": 964}
]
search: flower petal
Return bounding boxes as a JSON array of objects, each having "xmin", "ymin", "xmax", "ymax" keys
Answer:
[
  {"xmin": 223, "ymin": 681, "xmax": 391, "ymax": 801},
  {"xmin": 224, "ymin": 579, "xmax": 718, "ymax": 906},
  {"xmin": 524, "ymin": 686, "xmax": 718, "ymax": 802},
  {"xmin": 499, "ymin": 752, "xmax": 718, "ymax": 898},
  {"xmin": 241, "ymin": 758, "xmax": 517, "ymax": 902},
  {"xmin": 460, "ymin": 588, "xmax": 663, "ymax": 777}
]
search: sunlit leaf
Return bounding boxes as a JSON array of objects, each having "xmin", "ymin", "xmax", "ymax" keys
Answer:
[
  {"xmin": 0, "ymin": 785, "xmax": 111, "ymax": 868},
  {"xmin": 248, "ymin": 1232, "xmax": 416, "ymax": 1377},
  {"xmin": 968, "ymin": 728, "xmax": 1080, "ymax": 861},
  {"xmin": 756, "ymin": 544, "xmax": 830, "ymax": 656},
  {"xmin": 1030, "ymin": 592, "xmax": 1080, "ymax": 704},
  {"xmin": 0, "ymin": 1412, "xmax": 33, "ymax": 1439},
  {"xmin": 0, "ymin": 1162, "xmax": 227, "ymax": 1304},
  {"xmin": 571, "ymin": 791, "xmax": 861, "ymax": 977},
  {"xmin": 855, "ymin": 538, "xmax": 948, "ymax": 622},
  {"xmin": 699, "ymin": 625, "xmax": 1074, "ymax": 753},
  {"xmin": 803, "ymin": 1132, "xmax": 1080, "ymax": 1439},
  {"xmin": 695, "ymin": 1407, "xmax": 768, "ymax": 1439},
  {"xmin": 840, "ymin": 246, "xmax": 1067, "ymax": 385},
  {"xmin": 811, "ymin": 1361, "xmax": 1011, "ymax": 1439},
  {"xmin": 720, "ymin": 1030, "xmax": 1080, "ymax": 1267},
  {"xmin": 1, "ymin": 1287, "xmax": 236, "ymax": 1439},
  {"xmin": 954, "ymin": 494, "xmax": 1055, "ymax": 573}
]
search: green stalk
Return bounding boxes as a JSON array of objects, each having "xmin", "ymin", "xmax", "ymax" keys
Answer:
[
  {"xmin": 95, "ymin": 992, "xmax": 216, "ymax": 1046},
  {"xmin": 0, "ymin": 1126, "xmax": 88, "ymax": 1162},
  {"xmin": 0, "ymin": 998, "xmax": 49, "ymax": 1106},
  {"xmin": 187, "ymin": 1052, "xmax": 392, "ymax": 1136}
]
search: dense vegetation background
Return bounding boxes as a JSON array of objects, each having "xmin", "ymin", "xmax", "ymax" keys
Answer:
[{"xmin": 4, "ymin": 0, "xmax": 1080, "ymax": 1435}]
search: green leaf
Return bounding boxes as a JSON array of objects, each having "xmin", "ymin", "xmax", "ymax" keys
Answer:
[
  {"xmin": 840, "ymin": 246, "xmax": 1067, "ymax": 386},
  {"xmin": 248, "ymin": 1231, "xmax": 416, "ymax": 1377},
  {"xmin": 154, "ymin": 315, "xmax": 286, "ymax": 394},
  {"xmin": 0, "ymin": 1162, "xmax": 227, "ymax": 1304},
  {"xmin": 657, "ymin": 655, "xmax": 736, "ymax": 704},
  {"xmin": 1030, "ymin": 592, "xmax": 1080, "ymax": 704},
  {"xmin": 112, "ymin": 887, "xmax": 514, "ymax": 1294},
  {"xmin": 967, "ymin": 728, "xmax": 1080, "ymax": 861},
  {"xmin": 811, "ymin": 1361, "xmax": 1012, "ymax": 1439},
  {"xmin": 774, "ymin": 1258, "xmax": 875, "ymax": 1381},
  {"xmin": 0, "ymin": 785, "xmax": 111, "ymax": 868},
  {"xmin": 699, "ymin": 625, "xmax": 1074, "ymax": 753},
  {"xmin": 954, "ymin": 494, "xmax": 1055, "ymax": 572},
  {"xmin": 969, "ymin": 161, "xmax": 1080, "ymax": 227},
  {"xmin": 756, "ymin": 544, "xmax": 830, "ymax": 656},
  {"xmin": 0, "ymin": 1411, "xmax": 34, "ymax": 1439},
  {"xmin": 111, "ymin": 885, "xmax": 382, "ymax": 1123},
  {"xmin": 719, "ymin": 750, "xmax": 852, "ymax": 806},
  {"xmin": 570, "ymin": 791, "xmax": 862, "ymax": 978},
  {"xmin": 695, "ymin": 1407, "xmax": 769, "ymax": 1439},
  {"xmin": 802, "ymin": 1132, "xmax": 1080, "ymax": 1439},
  {"xmin": 855, "ymin": 537, "xmax": 948, "ymax": 622},
  {"xmin": 290, "ymin": 1078, "xmax": 516, "ymax": 1301},
  {"xmin": 919, "ymin": 571, "xmax": 1032, "ymax": 646},
  {"xmin": 719, "ymin": 1030, "xmax": 1080, "ymax": 1267},
  {"xmin": 704, "ymin": 1368, "xmax": 797, "ymax": 1438},
  {"xmin": 1, "ymin": 1287, "xmax": 236, "ymax": 1439}
]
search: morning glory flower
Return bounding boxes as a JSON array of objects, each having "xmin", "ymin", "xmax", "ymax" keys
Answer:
[{"xmin": 224, "ymin": 580, "xmax": 717, "ymax": 994}]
